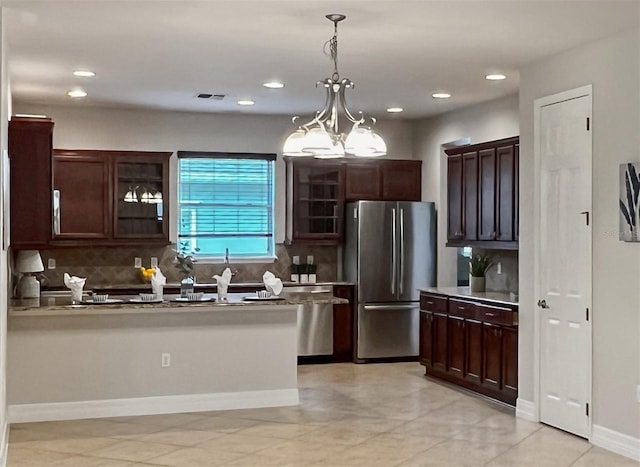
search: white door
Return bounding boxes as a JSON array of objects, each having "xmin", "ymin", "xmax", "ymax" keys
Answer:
[{"xmin": 536, "ymin": 87, "xmax": 592, "ymax": 438}]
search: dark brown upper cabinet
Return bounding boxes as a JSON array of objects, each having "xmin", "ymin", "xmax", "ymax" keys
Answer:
[
  {"xmin": 344, "ymin": 159, "xmax": 422, "ymax": 202},
  {"xmin": 8, "ymin": 117, "xmax": 54, "ymax": 249},
  {"xmin": 53, "ymin": 149, "xmax": 170, "ymax": 246},
  {"xmin": 445, "ymin": 136, "xmax": 519, "ymax": 249},
  {"xmin": 287, "ymin": 158, "xmax": 422, "ymax": 244}
]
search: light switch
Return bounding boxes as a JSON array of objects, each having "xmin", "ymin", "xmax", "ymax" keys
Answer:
[
  {"xmin": 47, "ymin": 258, "xmax": 56, "ymax": 270},
  {"xmin": 150, "ymin": 257, "xmax": 158, "ymax": 268},
  {"xmin": 134, "ymin": 257, "xmax": 142, "ymax": 268},
  {"xmin": 292, "ymin": 256, "xmax": 300, "ymax": 265},
  {"xmin": 307, "ymin": 255, "xmax": 314, "ymax": 265}
]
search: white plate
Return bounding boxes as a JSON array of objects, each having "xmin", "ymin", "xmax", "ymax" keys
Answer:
[
  {"xmin": 243, "ymin": 296, "xmax": 285, "ymax": 301},
  {"xmin": 129, "ymin": 298, "xmax": 164, "ymax": 304},
  {"xmin": 170, "ymin": 297, "xmax": 214, "ymax": 303},
  {"xmin": 81, "ymin": 299, "xmax": 125, "ymax": 305}
]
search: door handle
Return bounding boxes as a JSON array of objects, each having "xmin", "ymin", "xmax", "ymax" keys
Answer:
[
  {"xmin": 399, "ymin": 208, "xmax": 404, "ymax": 295},
  {"xmin": 537, "ymin": 299, "xmax": 549, "ymax": 309},
  {"xmin": 391, "ymin": 208, "xmax": 396, "ymax": 295}
]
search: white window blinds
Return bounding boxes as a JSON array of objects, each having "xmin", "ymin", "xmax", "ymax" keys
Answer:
[{"xmin": 177, "ymin": 151, "xmax": 276, "ymax": 259}]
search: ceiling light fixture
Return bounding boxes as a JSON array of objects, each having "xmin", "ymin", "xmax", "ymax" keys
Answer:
[
  {"xmin": 432, "ymin": 92, "xmax": 451, "ymax": 99},
  {"xmin": 263, "ymin": 81, "xmax": 284, "ymax": 89},
  {"xmin": 67, "ymin": 89, "xmax": 87, "ymax": 98},
  {"xmin": 73, "ymin": 70, "xmax": 95, "ymax": 77},
  {"xmin": 387, "ymin": 107, "xmax": 403, "ymax": 113},
  {"xmin": 283, "ymin": 14, "xmax": 386, "ymax": 159},
  {"xmin": 485, "ymin": 74, "xmax": 506, "ymax": 81},
  {"xmin": 237, "ymin": 99, "xmax": 255, "ymax": 106}
]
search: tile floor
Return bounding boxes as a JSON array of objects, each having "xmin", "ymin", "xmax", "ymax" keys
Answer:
[{"xmin": 7, "ymin": 363, "xmax": 636, "ymax": 466}]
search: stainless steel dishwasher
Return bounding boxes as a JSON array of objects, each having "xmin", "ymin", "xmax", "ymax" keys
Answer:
[{"xmin": 282, "ymin": 284, "xmax": 334, "ymax": 356}]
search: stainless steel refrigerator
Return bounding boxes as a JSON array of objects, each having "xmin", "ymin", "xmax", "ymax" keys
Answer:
[{"xmin": 343, "ymin": 201, "xmax": 436, "ymax": 361}]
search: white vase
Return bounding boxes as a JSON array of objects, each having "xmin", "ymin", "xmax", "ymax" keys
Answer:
[{"xmin": 469, "ymin": 275, "xmax": 485, "ymax": 293}]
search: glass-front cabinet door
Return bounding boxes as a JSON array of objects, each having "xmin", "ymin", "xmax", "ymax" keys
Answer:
[
  {"xmin": 288, "ymin": 159, "xmax": 344, "ymax": 242},
  {"xmin": 114, "ymin": 154, "xmax": 170, "ymax": 240}
]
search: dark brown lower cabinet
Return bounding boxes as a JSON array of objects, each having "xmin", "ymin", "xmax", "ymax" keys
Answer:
[
  {"xmin": 432, "ymin": 312, "xmax": 448, "ymax": 373},
  {"xmin": 465, "ymin": 319, "xmax": 483, "ymax": 385},
  {"xmin": 447, "ymin": 316, "xmax": 465, "ymax": 379},
  {"xmin": 420, "ymin": 292, "xmax": 518, "ymax": 406},
  {"xmin": 332, "ymin": 285, "xmax": 355, "ymax": 362}
]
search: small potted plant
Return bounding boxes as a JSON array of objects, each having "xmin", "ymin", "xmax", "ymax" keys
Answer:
[
  {"xmin": 174, "ymin": 242, "xmax": 198, "ymax": 297},
  {"xmin": 469, "ymin": 253, "xmax": 494, "ymax": 292}
]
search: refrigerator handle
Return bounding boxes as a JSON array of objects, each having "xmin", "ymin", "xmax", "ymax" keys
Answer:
[
  {"xmin": 399, "ymin": 208, "xmax": 404, "ymax": 295},
  {"xmin": 391, "ymin": 208, "xmax": 396, "ymax": 295}
]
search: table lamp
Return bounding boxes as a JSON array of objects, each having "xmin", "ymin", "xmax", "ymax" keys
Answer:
[{"xmin": 16, "ymin": 250, "xmax": 45, "ymax": 298}]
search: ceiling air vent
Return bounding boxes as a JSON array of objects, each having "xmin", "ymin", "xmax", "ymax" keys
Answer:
[{"xmin": 196, "ymin": 93, "xmax": 225, "ymax": 100}]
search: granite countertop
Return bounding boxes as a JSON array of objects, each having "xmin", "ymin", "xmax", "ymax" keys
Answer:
[
  {"xmin": 419, "ymin": 286, "xmax": 518, "ymax": 305},
  {"xmin": 43, "ymin": 281, "xmax": 355, "ymax": 292},
  {"xmin": 9, "ymin": 292, "xmax": 348, "ymax": 317}
]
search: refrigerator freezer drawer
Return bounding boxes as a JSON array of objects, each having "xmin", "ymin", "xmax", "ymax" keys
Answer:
[{"xmin": 356, "ymin": 303, "xmax": 419, "ymax": 359}]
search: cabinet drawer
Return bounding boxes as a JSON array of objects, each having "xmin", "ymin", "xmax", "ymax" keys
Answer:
[
  {"xmin": 420, "ymin": 294, "xmax": 447, "ymax": 313},
  {"xmin": 448, "ymin": 299, "xmax": 477, "ymax": 319},
  {"xmin": 477, "ymin": 303, "xmax": 517, "ymax": 326}
]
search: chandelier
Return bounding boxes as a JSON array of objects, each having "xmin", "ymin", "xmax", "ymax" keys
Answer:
[{"xmin": 283, "ymin": 14, "xmax": 387, "ymax": 159}]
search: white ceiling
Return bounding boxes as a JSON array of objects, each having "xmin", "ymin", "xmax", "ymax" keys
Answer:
[{"xmin": 4, "ymin": 1, "xmax": 640, "ymax": 120}]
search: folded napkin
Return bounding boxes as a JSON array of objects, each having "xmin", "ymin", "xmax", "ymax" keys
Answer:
[
  {"xmin": 64, "ymin": 272, "xmax": 86, "ymax": 303},
  {"xmin": 151, "ymin": 268, "xmax": 166, "ymax": 300},
  {"xmin": 213, "ymin": 267, "xmax": 232, "ymax": 301},
  {"xmin": 263, "ymin": 271, "xmax": 283, "ymax": 296}
]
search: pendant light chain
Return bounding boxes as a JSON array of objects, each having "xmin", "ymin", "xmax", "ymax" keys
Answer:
[{"xmin": 324, "ymin": 20, "xmax": 340, "ymax": 82}]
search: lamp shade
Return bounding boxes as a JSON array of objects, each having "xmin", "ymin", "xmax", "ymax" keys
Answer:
[{"xmin": 15, "ymin": 250, "xmax": 44, "ymax": 273}]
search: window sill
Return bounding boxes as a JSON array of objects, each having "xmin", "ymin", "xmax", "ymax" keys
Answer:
[{"xmin": 194, "ymin": 256, "xmax": 278, "ymax": 265}]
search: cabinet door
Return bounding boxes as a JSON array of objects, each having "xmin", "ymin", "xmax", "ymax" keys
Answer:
[
  {"xmin": 502, "ymin": 326, "xmax": 518, "ymax": 400},
  {"xmin": 432, "ymin": 312, "xmax": 448, "ymax": 373},
  {"xmin": 478, "ymin": 148, "xmax": 497, "ymax": 240},
  {"xmin": 8, "ymin": 118, "xmax": 54, "ymax": 248},
  {"xmin": 447, "ymin": 316, "xmax": 465, "ymax": 379},
  {"xmin": 465, "ymin": 319, "xmax": 483, "ymax": 385},
  {"xmin": 345, "ymin": 163, "xmax": 381, "ymax": 201},
  {"xmin": 497, "ymin": 144, "xmax": 516, "ymax": 241},
  {"xmin": 419, "ymin": 311, "xmax": 433, "ymax": 367},
  {"xmin": 381, "ymin": 160, "xmax": 421, "ymax": 201},
  {"xmin": 447, "ymin": 155, "xmax": 463, "ymax": 241},
  {"xmin": 289, "ymin": 160, "xmax": 344, "ymax": 242},
  {"xmin": 482, "ymin": 323, "xmax": 503, "ymax": 391},
  {"xmin": 53, "ymin": 151, "xmax": 111, "ymax": 239},
  {"xmin": 333, "ymin": 285, "xmax": 354, "ymax": 362},
  {"xmin": 462, "ymin": 151, "xmax": 478, "ymax": 240},
  {"xmin": 114, "ymin": 154, "xmax": 169, "ymax": 240}
]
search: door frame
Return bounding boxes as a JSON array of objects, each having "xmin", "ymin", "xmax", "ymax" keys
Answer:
[{"xmin": 533, "ymin": 84, "xmax": 593, "ymax": 438}]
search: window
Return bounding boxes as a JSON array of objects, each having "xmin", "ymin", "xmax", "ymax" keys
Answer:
[{"xmin": 177, "ymin": 151, "xmax": 276, "ymax": 260}]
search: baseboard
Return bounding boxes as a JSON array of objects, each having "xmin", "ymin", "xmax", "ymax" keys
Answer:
[
  {"xmin": 515, "ymin": 398, "xmax": 537, "ymax": 422},
  {"xmin": 0, "ymin": 421, "xmax": 8, "ymax": 467},
  {"xmin": 591, "ymin": 424, "xmax": 640, "ymax": 461},
  {"xmin": 8, "ymin": 389, "xmax": 299, "ymax": 424}
]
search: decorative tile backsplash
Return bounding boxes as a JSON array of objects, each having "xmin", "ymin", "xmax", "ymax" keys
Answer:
[{"xmin": 38, "ymin": 244, "xmax": 338, "ymax": 289}]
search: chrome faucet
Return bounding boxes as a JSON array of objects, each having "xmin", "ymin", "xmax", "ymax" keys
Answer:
[{"xmin": 224, "ymin": 248, "xmax": 238, "ymax": 276}]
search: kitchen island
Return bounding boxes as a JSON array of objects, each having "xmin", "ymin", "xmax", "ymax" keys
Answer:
[{"xmin": 7, "ymin": 293, "xmax": 346, "ymax": 423}]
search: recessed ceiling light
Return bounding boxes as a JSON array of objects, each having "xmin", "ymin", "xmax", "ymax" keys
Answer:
[
  {"xmin": 486, "ymin": 74, "xmax": 507, "ymax": 81},
  {"xmin": 73, "ymin": 70, "xmax": 95, "ymax": 77},
  {"xmin": 263, "ymin": 81, "xmax": 284, "ymax": 89},
  {"xmin": 237, "ymin": 100, "xmax": 255, "ymax": 106},
  {"xmin": 432, "ymin": 93, "xmax": 451, "ymax": 99},
  {"xmin": 386, "ymin": 107, "xmax": 403, "ymax": 113},
  {"xmin": 67, "ymin": 89, "xmax": 87, "ymax": 98}
]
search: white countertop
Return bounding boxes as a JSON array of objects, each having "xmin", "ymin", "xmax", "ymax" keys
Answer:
[{"xmin": 419, "ymin": 287, "xmax": 518, "ymax": 305}]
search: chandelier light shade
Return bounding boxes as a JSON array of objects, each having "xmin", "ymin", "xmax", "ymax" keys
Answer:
[{"xmin": 283, "ymin": 14, "xmax": 387, "ymax": 159}]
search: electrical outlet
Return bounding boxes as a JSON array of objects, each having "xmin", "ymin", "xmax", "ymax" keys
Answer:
[
  {"xmin": 307, "ymin": 255, "xmax": 314, "ymax": 265},
  {"xmin": 292, "ymin": 256, "xmax": 300, "ymax": 265},
  {"xmin": 150, "ymin": 257, "xmax": 158, "ymax": 268},
  {"xmin": 497, "ymin": 262, "xmax": 502, "ymax": 274},
  {"xmin": 161, "ymin": 353, "xmax": 171, "ymax": 368},
  {"xmin": 47, "ymin": 258, "xmax": 56, "ymax": 270},
  {"xmin": 134, "ymin": 257, "xmax": 142, "ymax": 268}
]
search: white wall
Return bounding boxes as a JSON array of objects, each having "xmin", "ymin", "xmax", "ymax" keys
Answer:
[
  {"xmin": 412, "ymin": 94, "xmax": 519, "ymax": 287},
  {"xmin": 13, "ymin": 103, "xmax": 414, "ymax": 245},
  {"xmin": 519, "ymin": 27, "xmax": 640, "ymax": 441},
  {"xmin": 0, "ymin": 4, "xmax": 10, "ymax": 466}
]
